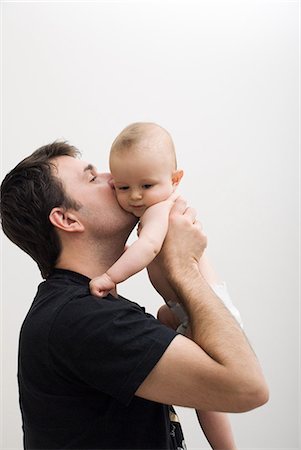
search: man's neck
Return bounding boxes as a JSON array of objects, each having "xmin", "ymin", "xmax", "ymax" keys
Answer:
[{"xmin": 55, "ymin": 236, "xmax": 126, "ymax": 282}]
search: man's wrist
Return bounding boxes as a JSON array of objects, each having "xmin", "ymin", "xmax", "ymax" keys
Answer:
[{"xmin": 168, "ymin": 261, "xmax": 200, "ymax": 290}]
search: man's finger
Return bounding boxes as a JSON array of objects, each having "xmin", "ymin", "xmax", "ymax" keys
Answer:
[
  {"xmin": 193, "ymin": 220, "xmax": 204, "ymax": 232},
  {"xmin": 169, "ymin": 191, "xmax": 181, "ymax": 202},
  {"xmin": 183, "ymin": 207, "xmax": 197, "ymax": 223},
  {"xmin": 169, "ymin": 197, "xmax": 187, "ymax": 216}
]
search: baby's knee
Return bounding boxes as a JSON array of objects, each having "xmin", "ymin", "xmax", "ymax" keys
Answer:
[{"xmin": 157, "ymin": 304, "xmax": 179, "ymax": 330}]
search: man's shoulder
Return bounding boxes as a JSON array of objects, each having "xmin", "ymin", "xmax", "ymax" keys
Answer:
[
  {"xmin": 37, "ymin": 276, "xmax": 144, "ymax": 318},
  {"xmin": 40, "ymin": 277, "xmax": 148, "ymax": 328}
]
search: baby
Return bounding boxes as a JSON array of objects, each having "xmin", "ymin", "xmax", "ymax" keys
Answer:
[
  {"xmin": 90, "ymin": 122, "xmax": 242, "ymax": 330},
  {"xmin": 90, "ymin": 122, "xmax": 241, "ymax": 450}
]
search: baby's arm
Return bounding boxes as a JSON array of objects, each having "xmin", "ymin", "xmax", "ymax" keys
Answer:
[{"xmin": 90, "ymin": 197, "xmax": 175, "ymax": 297}]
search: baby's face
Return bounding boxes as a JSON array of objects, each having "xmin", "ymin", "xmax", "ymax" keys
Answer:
[{"xmin": 110, "ymin": 150, "xmax": 175, "ymax": 217}]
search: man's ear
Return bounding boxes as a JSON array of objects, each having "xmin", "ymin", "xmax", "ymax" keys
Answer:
[
  {"xmin": 172, "ymin": 169, "xmax": 184, "ymax": 187},
  {"xmin": 49, "ymin": 207, "xmax": 85, "ymax": 233}
]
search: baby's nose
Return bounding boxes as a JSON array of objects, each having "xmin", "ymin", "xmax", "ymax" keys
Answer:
[{"xmin": 130, "ymin": 189, "xmax": 142, "ymax": 200}]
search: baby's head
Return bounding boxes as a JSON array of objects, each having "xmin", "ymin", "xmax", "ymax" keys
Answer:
[{"xmin": 109, "ymin": 122, "xmax": 183, "ymax": 217}]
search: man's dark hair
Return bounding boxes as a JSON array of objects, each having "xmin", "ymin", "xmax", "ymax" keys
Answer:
[{"xmin": 0, "ymin": 141, "xmax": 81, "ymax": 279}]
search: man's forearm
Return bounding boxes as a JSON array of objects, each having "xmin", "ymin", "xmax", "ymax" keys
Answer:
[
  {"xmin": 143, "ymin": 197, "xmax": 268, "ymax": 411},
  {"xmin": 196, "ymin": 410, "xmax": 237, "ymax": 450},
  {"xmin": 170, "ymin": 265, "xmax": 267, "ymax": 404}
]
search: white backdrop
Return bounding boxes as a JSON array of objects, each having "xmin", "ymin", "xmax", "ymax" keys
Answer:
[{"xmin": 1, "ymin": 1, "xmax": 299, "ymax": 449}]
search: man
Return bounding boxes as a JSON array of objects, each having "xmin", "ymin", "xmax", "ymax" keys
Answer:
[{"xmin": 0, "ymin": 141, "xmax": 268, "ymax": 449}]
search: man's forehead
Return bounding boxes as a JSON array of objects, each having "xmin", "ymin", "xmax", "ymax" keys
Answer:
[{"xmin": 52, "ymin": 155, "xmax": 94, "ymax": 179}]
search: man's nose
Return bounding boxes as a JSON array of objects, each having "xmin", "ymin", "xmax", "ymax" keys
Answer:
[{"xmin": 99, "ymin": 172, "xmax": 113, "ymax": 185}]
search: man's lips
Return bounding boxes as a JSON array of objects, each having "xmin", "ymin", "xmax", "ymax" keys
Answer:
[{"xmin": 108, "ymin": 179, "xmax": 115, "ymax": 189}]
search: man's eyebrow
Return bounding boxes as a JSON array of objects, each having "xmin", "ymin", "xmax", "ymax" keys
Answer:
[{"xmin": 83, "ymin": 164, "xmax": 96, "ymax": 173}]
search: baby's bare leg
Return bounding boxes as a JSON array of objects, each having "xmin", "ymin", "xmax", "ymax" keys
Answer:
[
  {"xmin": 157, "ymin": 304, "xmax": 180, "ymax": 330},
  {"xmin": 198, "ymin": 253, "xmax": 222, "ymax": 285},
  {"xmin": 199, "ymin": 254, "xmax": 243, "ymax": 327}
]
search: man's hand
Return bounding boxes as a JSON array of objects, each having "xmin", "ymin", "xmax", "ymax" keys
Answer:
[{"xmin": 149, "ymin": 197, "xmax": 207, "ymax": 290}]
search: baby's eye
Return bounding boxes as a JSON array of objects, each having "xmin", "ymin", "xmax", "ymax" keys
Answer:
[
  {"xmin": 90, "ymin": 176, "xmax": 97, "ymax": 182},
  {"xmin": 118, "ymin": 186, "xmax": 129, "ymax": 191},
  {"xmin": 142, "ymin": 184, "xmax": 153, "ymax": 189}
]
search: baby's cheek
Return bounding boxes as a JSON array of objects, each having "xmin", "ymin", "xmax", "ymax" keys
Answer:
[
  {"xmin": 147, "ymin": 190, "xmax": 172, "ymax": 205},
  {"xmin": 116, "ymin": 194, "xmax": 128, "ymax": 210}
]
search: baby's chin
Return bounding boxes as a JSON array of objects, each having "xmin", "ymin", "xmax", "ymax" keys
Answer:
[
  {"xmin": 132, "ymin": 209, "xmax": 146, "ymax": 218},
  {"xmin": 129, "ymin": 206, "xmax": 147, "ymax": 218}
]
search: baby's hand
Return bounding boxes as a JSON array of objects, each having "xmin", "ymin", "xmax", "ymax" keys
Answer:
[{"xmin": 89, "ymin": 273, "xmax": 115, "ymax": 297}]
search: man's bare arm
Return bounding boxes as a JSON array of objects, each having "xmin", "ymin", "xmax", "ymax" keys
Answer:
[
  {"xmin": 196, "ymin": 410, "xmax": 237, "ymax": 450},
  {"xmin": 135, "ymin": 198, "xmax": 269, "ymax": 412}
]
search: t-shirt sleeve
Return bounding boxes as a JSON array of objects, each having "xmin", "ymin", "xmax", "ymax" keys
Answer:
[{"xmin": 49, "ymin": 293, "xmax": 177, "ymax": 406}]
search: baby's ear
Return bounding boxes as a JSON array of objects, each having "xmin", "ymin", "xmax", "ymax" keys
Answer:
[{"xmin": 172, "ymin": 169, "xmax": 184, "ymax": 186}]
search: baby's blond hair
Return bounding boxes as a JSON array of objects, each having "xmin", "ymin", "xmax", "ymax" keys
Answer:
[{"xmin": 110, "ymin": 122, "xmax": 177, "ymax": 169}]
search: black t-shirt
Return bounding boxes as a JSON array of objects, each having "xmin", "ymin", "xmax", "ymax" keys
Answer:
[{"xmin": 18, "ymin": 269, "xmax": 186, "ymax": 449}]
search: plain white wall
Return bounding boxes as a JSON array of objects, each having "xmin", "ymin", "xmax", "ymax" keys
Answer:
[{"xmin": 1, "ymin": 1, "xmax": 299, "ymax": 449}]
